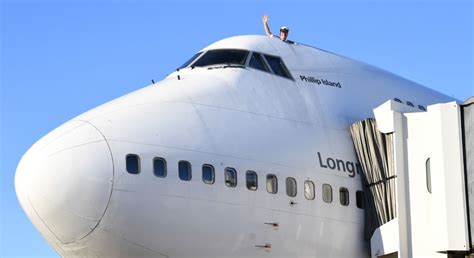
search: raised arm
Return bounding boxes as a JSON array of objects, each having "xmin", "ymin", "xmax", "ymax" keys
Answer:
[{"xmin": 262, "ymin": 15, "xmax": 273, "ymax": 36}]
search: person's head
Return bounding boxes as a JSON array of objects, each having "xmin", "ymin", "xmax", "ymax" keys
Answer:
[{"xmin": 279, "ymin": 26, "xmax": 289, "ymax": 41}]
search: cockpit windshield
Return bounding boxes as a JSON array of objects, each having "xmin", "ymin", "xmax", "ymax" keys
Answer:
[
  {"xmin": 178, "ymin": 52, "xmax": 202, "ymax": 70},
  {"xmin": 192, "ymin": 49, "xmax": 249, "ymax": 67},
  {"xmin": 263, "ymin": 54, "xmax": 292, "ymax": 79},
  {"xmin": 177, "ymin": 49, "xmax": 293, "ymax": 80}
]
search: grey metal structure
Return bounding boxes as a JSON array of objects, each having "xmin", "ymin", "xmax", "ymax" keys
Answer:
[{"xmin": 462, "ymin": 97, "xmax": 474, "ymax": 250}]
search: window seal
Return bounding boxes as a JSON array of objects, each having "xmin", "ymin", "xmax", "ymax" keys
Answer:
[
  {"xmin": 322, "ymin": 183, "xmax": 333, "ymax": 203},
  {"xmin": 153, "ymin": 157, "xmax": 167, "ymax": 178},
  {"xmin": 339, "ymin": 187, "xmax": 349, "ymax": 206},
  {"xmin": 262, "ymin": 53, "xmax": 294, "ymax": 81},
  {"xmin": 202, "ymin": 164, "xmax": 215, "ymax": 185},
  {"xmin": 266, "ymin": 174, "xmax": 278, "ymax": 194},
  {"xmin": 225, "ymin": 167, "xmax": 238, "ymax": 188},
  {"xmin": 304, "ymin": 180, "xmax": 315, "ymax": 200},
  {"xmin": 246, "ymin": 170, "xmax": 258, "ymax": 191},
  {"xmin": 126, "ymin": 154, "xmax": 140, "ymax": 175},
  {"xmin": 178, "ymin": 160, "xmax": 192, "ymax": 181},
  {"xmin": 286, "ymin": 177, "xmax": 297, "ymax": 197}
]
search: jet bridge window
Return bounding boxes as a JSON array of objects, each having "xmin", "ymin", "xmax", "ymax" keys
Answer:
[
  {"xmin": 322, "ymin": 184, "xmax": 333, "ymax": 203},
  {"xmin": 339, "ymin": 187, "xmax": 349, "ymax": 206},
  {"xmin": 126, "ymin": 154, "xmax": 140, "ymax": 174},
  {"xmin": 426, "ymin": 158, "xmax": 432, "ymax": 193},
  {"xmin": 246, "ymin": 170, "xmax": 258, "ymax": 191},
  {"xmin": 179, "ymin": 161, "xmax": 192, "ymax": 181},
  {"xmin": 153, "ymin": 157, "xmax": 167, "ymax": 178},
  {"xmin": 286, "ymin": 177, "xmax": 297, "ymax": 197},
  {"xmin": 249, "ymin": 53, "xmax": 270, "ymax": 72},
  {"xmin": 266, "ymin": 174, "xmax": 278, "ymax": 194},
  {"xmin": 192, "ymin": 49, "xmax": 249, "ymax": 67},
  {"xmin": 225, "ymin": 167, "xmax": 237, "ymax": 187},
  {"xmin": 202, "ymin": 164, "xmax": 215, "ymax": 184},
  {"xmin": 263, "ymin": 54, "xmax": 292, "ymax": 79}
]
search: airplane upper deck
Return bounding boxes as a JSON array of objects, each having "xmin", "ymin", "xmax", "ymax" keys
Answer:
[
  {"xmin": 176, "ymin": 35, "xmax": 453, "ymax": 103},
  {"xmin": 199, "ymin": 35, "xmax": 386, "ymax": 74},
  {"xmin": 176, "ymin": 35, "xmax": 423, "ymax": 88}
]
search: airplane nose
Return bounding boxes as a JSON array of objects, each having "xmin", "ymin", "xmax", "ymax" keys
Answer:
[{"xmin": 15, "ymin": 120, "xmax": 114, "ymax": 244}]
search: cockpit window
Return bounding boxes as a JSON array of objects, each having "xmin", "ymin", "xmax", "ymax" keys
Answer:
[
  {"xmin": 192, "ymin": 49, "xmax": 249, "ymax": 67},
  {"xmin": 263, "ymin": 54, "xmax": 292, "ymax": 79},
  {"xmin": 249, "ymin": 53, "xmax": 270, "ymax": 72},
  {"xmin": 177, "ymin": 49, "xmax": 293, "ymax": 81},
  {"xmin": 178, "ymin": 52, "xmax": 202, "ymax": 69}
]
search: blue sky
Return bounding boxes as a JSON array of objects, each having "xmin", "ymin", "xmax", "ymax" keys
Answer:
[{"xmin": 1, "ymin": 0, "xmax": 472, "ymax": 257}]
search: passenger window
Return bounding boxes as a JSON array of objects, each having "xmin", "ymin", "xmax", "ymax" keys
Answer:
[
  {"xmin": 193, "ymin": 49, "xmax": 249, "ymax": 67},
  {"xmin": 356, "ymin": 190, "xmax": 365, "ymax": 209},
  {"xmin": 394, "ymin": 98, "xmax": 402, "ymax": 103},
  {"xmin": 153, "ymin": 157, "xmax": 166, "ymax": 178},
  {"xmin": 126, "ymin": 154, "xmax": 140, "ymax": 174},
  {"xmin": 266, "ymin": 174, "xmax": 278, "ymax": 194},
  {"xmin": 202, "ymin": 164, "xmax": 215, "ymax": 184},
  {"xmin": 426, "ymin": 158, "xmax": 432, "ymax": 193},
  {"xmin": 225, "ymin": 167, "xmax": 237, "ymax": 187},
  {"xmin": 263, "ymin": 54, "xmax": 292, "ymax": 79},
  {"xmin": 322, "ymin": 184, "xmax": 332, "ymax": 203},
  {"xmin": 304, "ymin": 180, "xmax": 315, "ymax": 200},
  {"xmin": 407, "ymin": 101, "xmax": 414, "ymax": 107},
  {"xmin": 286, "ymin": 177, "xmax": 297, "ymax": 197},
  {"xmin": 178, "ymin": 161, "xmax": 192, "ymax": 181},
  {"xmin": 246, "ymin": 171, "xmax": 258, "ymax": 191},
  {"xmin": 339, "ymin": 187, "xmax": 349, "ymax": 206},
  {"xmin": 418, "ymin": 105, "xmax": 426, "ymax": 111},
  {"xmin": 249, "ymin": 53, "xmax": 270, "ymax": 72}
]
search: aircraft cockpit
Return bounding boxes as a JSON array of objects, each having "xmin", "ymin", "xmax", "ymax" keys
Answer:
[{"xmin": 178, "ymin": 49, "xmax": 293, "ymax": 80}]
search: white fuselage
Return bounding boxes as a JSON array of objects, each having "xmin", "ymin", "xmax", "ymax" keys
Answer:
[{"xmin": 15, "ymin": 35, "xmax": 454, "ymax": 257}]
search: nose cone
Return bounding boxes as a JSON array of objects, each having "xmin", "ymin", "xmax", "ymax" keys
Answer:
[{"xmin": 15, "ymin": 120, "xmax": 113, "ymax": 244}]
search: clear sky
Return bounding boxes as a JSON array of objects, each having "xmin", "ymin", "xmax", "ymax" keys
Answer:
[{"xmin": 1, "ymin": 0, "xmax": 472, "ymax": 257}]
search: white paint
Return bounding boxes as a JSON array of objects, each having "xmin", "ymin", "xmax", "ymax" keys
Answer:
[
  {"xmin": 369, "ymin": 100, "xmax": 469, "ymax": 257},
  {"xmin": 15, "ymin": 35, "xmax": 458, "ymax": 257},
  {"xmin": 427, "ymin": 103, "xmax": 469, "ymax": 251},
  {"xmin": 370, "ymin": 218, "xmax": 399, "ymax": 258},
  {"xmin": 374, "ymin": 100, "xmax": 420, "ymax": 134}
]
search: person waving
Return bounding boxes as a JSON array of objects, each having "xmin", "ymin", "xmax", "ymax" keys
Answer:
[{"xmin": 262, "ymin": 15, "xmax": 290, "ymax": 42}]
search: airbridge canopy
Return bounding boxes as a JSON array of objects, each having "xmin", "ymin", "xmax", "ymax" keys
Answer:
[
  {"xmin": 350, "ymin": 98, "xmax": 474, "ymax": 258},
  {"xmin": 350, "ymin": 118, "xmax": 396, "ymax": 240}
]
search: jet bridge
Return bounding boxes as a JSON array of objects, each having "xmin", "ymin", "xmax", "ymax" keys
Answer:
[{"xmin": 350, "ymin": 98, "xmax": 474, "ymax": 258}]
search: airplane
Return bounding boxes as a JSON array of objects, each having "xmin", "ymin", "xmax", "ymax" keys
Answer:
[{"xmin": 14, "ymin": 35, "xmax": 455, "ymax": 257}]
